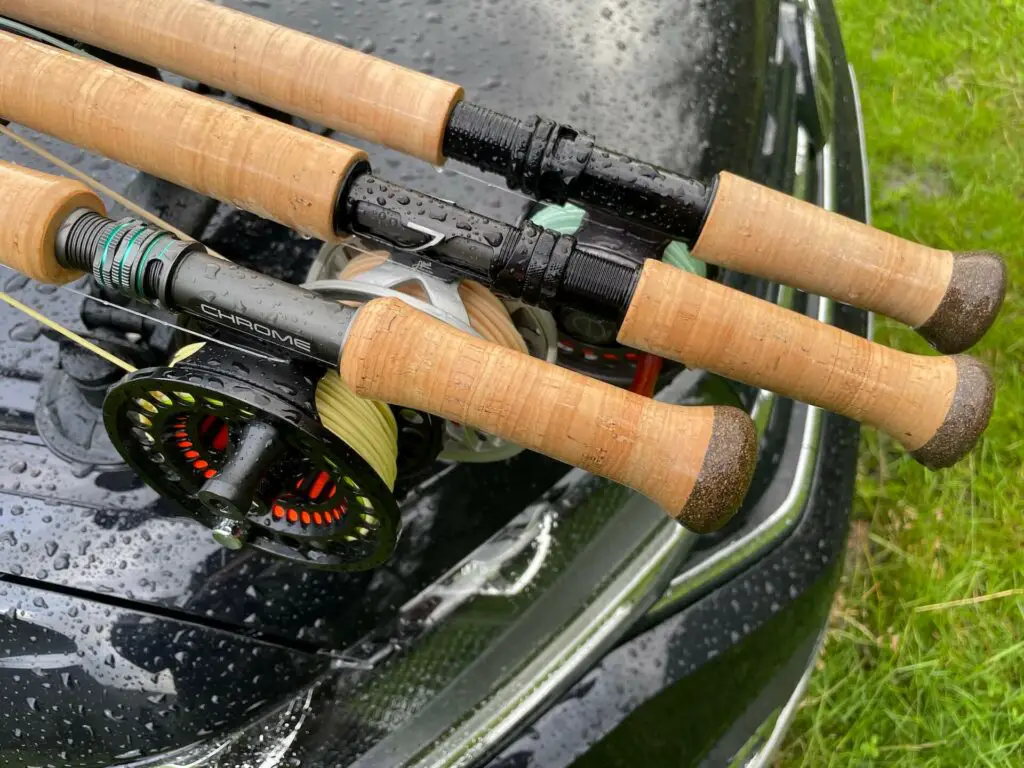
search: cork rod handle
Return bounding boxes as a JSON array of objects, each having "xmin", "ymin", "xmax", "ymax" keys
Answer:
[
  {"xmin": 0, "ymin": 0, "xmax": 464, "ymax": 165},
  {"xmin": 1, "ymin": 2, "xmax": 1004, "ymax": 351},
  {"xmin": 693, "ymin": 173, "xmax": 1007, "ymax": 353},
  {"xmin": 0, "ymin": 160, "xmax": 106, "ymax": 284},
  {"xmin": 341, "ymin": 298, "xmax": 757, "ymax": 533},
  {"xmin": 618, "ymin": 261, "xmax": 994, "ymax": 468},
  {"xmin": 0, "ymin": 31, "xmax": 364, "ymax": 242}
]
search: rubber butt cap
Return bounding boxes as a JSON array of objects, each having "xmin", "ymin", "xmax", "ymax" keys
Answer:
[
  {"xmin": 676, "ymin": 406, "xmax": 757, "ymax": 533},
  {"xmin": 917, "ymin": 251, "xmax": 1007, "ymax": 353},
  {"xmin": 911, "ymin": 355, "xmax": 994, "ymax": 469}
]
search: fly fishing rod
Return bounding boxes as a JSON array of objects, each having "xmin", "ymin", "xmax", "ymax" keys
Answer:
[
  {"xmin": 0, "ymin": 31, "xmax": 994, "ymax": 469},
  {"xmin": 1, "ymin": 0, "xmax": 1006, "ymax": 354},
  {"xmin": 0, "ymin": 159, "xmax": 757, "ymax": 542}
]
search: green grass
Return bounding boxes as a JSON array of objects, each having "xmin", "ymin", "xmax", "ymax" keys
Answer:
[{"xmin": 777, "ymin": 1, "xmax": 1024, "ymax": 765}]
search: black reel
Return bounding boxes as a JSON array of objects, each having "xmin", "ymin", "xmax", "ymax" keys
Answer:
[{"xmin": 102, "ymin": 342, "xmax": 406, "ymax": 571}]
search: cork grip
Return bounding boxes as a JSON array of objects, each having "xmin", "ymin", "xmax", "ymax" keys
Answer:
[
  {"xmin": 341, "ymin": 298, "xmax": 757, "ymax": 532},
  {"xmin": 618, "ymin": 261, "xmax": 994, "ymax": 468},
  {"xmin": 0, "ymin": 160, "xmax": 105, "ymax": 284},
  {"xmin": 693, "ymin": 173, "xmax": 1007, "ymax": 353},
  {"xmin": 0, "ymin": 0, "xmax": 464, "ymax": 166},
  {"xmin": 0, "ymin": 31, "xmax": 365, "ymax": 242}
]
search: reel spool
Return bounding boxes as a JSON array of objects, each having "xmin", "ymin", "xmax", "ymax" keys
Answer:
[
  {"xmin": 306, "ymin": 240, "xmax": 558, "ymax": 463},
  {"xmin": 102, "ymin": 341, "xmax": 401, "ymax": 570}
]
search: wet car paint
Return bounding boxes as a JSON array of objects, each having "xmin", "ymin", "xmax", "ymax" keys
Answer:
[{"xmin": 0, "ymin": 579, "xmax": 325, "ymax": 766}]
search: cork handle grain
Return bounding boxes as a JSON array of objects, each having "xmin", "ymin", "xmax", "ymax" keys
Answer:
[
  {"xmin": 0, "ymin": 31, "xmax": 365, "ymax": 242},
  {"xmin": 0, "ymin": 0, "xmax": 464, "ymax": 165},
  {"xmin": 618, "ymin": 261, "xmax": 994, "ymax": 468},
  {"xmin": 693, "ymin": 173, "xmax": 1007, "ymax": 353},
  {"xmin": 341, "ymin": 298, "xmax": 757, "ymax": 532},
  {"xmin": 0, "ymin": 160, "xmax": 105, "ymax": 284}
]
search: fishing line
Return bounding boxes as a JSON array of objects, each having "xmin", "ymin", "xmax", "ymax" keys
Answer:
[
  {"xmin": 0, "ymin": 124, "xmax": 226, "ymax": 259},
  {"xmin": 65, "ymin": 286, "xmax": 289, "ymax": 363},
  {"xmin": 337, "ymin": 251, "xmax": 527, "ymax": 352},
  {"xmin": 0, "ymin": 289, "xmax": 137, "ymax": 372},
  {"xmin": 304, "ymin": 251, "xmax": 529, "ymax": 488},
  {"xmin": 440, "ymin": 165, "xmax": 537, "ymax": 203},
  {"xmin": 1, "ymin": 128, "xmax": 399, "ymax": 490},
  {"xmin": 315, "ymin": 371, "xmax": 399, "ymax": 490},
  {"xmin": 167, "ymin": 341, "xmax": 399, "ymax": 492},
  {"xmin": 0, "ymin": 261, "xmax": 286, "ymax": 364},
  {"xmin": 0, "ymin": 17, "xmax": 104, "ymax": 61},
  {"xmin": 0, "ymin": 118, "xmax": 506, "ymax": 494},
  {"xmin": 2, "ymin": 262, "xmax": 400, "ymax": 493}
]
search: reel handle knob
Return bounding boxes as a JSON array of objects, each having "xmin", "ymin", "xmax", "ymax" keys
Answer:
[
  {"xmin": 341, "ymin": 298, "xmax": 757, "ymax": 533},
  {"xmin": 694, "ymin": 173, "xmax": 1007, "ymax": 353},
  {"xmin": 0, "ymin": 159, "xmax": 105, "ymax": 284},
  {"xmin": 197, "ymin": 420, "xmax": 284, "ymax": 519},
  {"xmin": 617, "ymin": 260, "xmax": 994, "ymax": 468}
]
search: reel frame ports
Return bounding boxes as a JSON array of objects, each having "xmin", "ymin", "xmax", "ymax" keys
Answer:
[{"xmin": 102, "ymin": 345, "xmax": 401, "ymax": 571}]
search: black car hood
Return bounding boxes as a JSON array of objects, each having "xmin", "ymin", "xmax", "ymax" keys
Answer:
[{"xmin": 0, "ymin": 0, "xmax": 772, "ymax": 650}]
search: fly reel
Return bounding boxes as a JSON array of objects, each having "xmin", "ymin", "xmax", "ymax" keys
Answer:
[
  {"xmin": 97, "ymin": 236, "xmax": 558, "ymax": 570},
  {"xmin": 102, "ymin": 341, "xmax": 403, "ymax": 570},
  {"xmin": 306, "ymin": 239, "xmax": 558, "ymax": 463}
]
